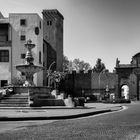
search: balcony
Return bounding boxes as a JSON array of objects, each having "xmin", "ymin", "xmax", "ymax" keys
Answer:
[{"xmin": 0, "ymin": 41, "xmax": 12, "ymax": 47}]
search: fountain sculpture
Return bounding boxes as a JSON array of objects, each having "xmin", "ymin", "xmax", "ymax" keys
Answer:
[{"xmin": 16, "ymin": 40, "xmax": 43, "ymax": 86}]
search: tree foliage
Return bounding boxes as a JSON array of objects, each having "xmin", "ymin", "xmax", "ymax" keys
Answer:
[
  {"xmin": 49, "ymin": 71, "xmax": 66, "ymax": 90},
  {"xmin": 63, "ymin": 56, "xmax": 91, "ymax": 72},
  {"xmin": 93, "ymin": 58, "xmax": 106, "ymax": 73},
  {"xmin": 72, "ymin": 58, "xmax": 91, "ymax": 72},
  {"xmin": 63, "ymin": 56, "xmax": 70, "ymax": 71}
]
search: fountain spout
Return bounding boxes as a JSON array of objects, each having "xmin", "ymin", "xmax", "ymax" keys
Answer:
[{"xmin": 24, "ymin": 40, "xmax": 35, "ymax": 65}]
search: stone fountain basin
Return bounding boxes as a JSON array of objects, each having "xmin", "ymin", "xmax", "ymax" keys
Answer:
[{"xmin": 16, "ymin": 64, "xmax": 43, "ymax": 74}]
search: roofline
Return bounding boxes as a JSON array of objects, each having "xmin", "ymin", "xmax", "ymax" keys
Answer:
[
  {"xmin": 9, "ymin": 13, "xmax": 42, "ymax": 19},
  {"xmin": 42, "ymin": 9, "xmax": 64, "ymax": 20},
  {"xmin": 0, "ymin": 18, "xmax": 9, "ymax": 24},
  {"xmin": 9, "ymin": 13, "xmax": 39, "ymax": 15}
]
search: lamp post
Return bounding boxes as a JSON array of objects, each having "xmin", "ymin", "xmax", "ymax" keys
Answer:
[
  {"xmin": 99, "ymin": 71, "xmax": 103, "ymax": 94},
  {"xmin": 98, "ymin": 70, "xmax": 107, "ymax": 100},
  {"xmin": 47, "ymin": 61, "xmax": 56, "ymax": 87}
]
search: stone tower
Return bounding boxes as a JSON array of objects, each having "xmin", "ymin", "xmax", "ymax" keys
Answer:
[{"xmin": 42, "ymin": 9, "xmax": 64, "ymax": 72}]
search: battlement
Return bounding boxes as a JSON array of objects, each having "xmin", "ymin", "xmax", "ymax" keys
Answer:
[{"xmin": 42, "ymin": 9, "xmax": 64, "ymax": 20}]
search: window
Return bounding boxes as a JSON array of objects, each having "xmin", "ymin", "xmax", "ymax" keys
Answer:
[
  {"xmin": 20, "ymin": 35, "xmax": 26, "ymax": 41},
  {"xmin": 40, "ymin": 21, "xmax": 41, "ymax": 29},
  {"xmin": 20, "ymin": 31, "xmax": 26, "ymax": 41},
  {"xmin": 0, "ymin": 50, "xmax": 9, "ymax": 62},
  {"xmin": 39, "ymin": 51, "xmax": 42, "ymax": 64},
  {"xmin": 35, "ymin": 27, "xmax": 39, "ymax": 35},
  {"xmin": 21, "ymin": 72, "xmax": 25, "ymax": 76},
  {"xmin": 1, "ymin": 80, "xmax": 8, "ymax": 87},
  {"xmin": 20, "ymin": 19, "xmax": 26, "ymax": 26},
  {"xmin": 47, "ymin": 21, "xmax": 52, "ymax": 26},
  {"xmin": 43, "ymin": 44, "xmax": 45, "ymax": 53},
  {"xmin": 0, "ymin": 35, "xmax": 8, "ymax": 42},
  {"xmin": 21, "ymin": 53, "xmax": 26, "ymax": 59}
]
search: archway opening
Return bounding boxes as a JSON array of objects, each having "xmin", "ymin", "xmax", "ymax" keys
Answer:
[{"xmin": 121, "ymin": 85, "xmax": 129, "ymax": 99}]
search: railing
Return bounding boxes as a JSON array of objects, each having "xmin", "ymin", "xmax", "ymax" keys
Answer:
[{"xmin": 0, "ymin": 41, "xmax": 12, "ymax": 47}]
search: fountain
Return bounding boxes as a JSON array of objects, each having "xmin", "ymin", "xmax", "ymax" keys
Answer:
[
  {"xmin": 14, "ymin": 40, "xmax": 84, "ymax": 107},
  {"xmin": 14, "ymin": 40, "xmax": 44, "ymax": 106},
  {"xmin": 16, "ymin": 40, "xmax": 43, "ymax": 87}
]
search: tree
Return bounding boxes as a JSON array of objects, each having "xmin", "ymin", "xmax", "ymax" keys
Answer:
[
  {"xmin": 63, "ymin": 56, "xmax": 74, "ymax": 72},
  {"xmin": 63, "ymin": 56, "xmax": 92, "ymax": 73},
  {"xmin": 63, "ymin": 56, "xmax": 70, "ymax": 72},
  {"xmin": 49, "ymin": 71, "xmax": 66, "ymax": 90},
  {"xmin": 93, "ymin": 58, "xmax": 106, "ymax": 73},
  {"xmin": 72, "ymin": 58, "xmax": 91, "ymax": 72}
]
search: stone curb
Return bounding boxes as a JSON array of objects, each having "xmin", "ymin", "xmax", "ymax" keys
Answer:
[{"xmin": 0, "ymin": 106, "xmax": 122, "ymax": 121}]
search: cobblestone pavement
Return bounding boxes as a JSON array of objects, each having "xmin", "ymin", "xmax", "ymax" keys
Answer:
[{"xmin": 0, "ymin": 102, "xmax": 139, "ymax": 140}]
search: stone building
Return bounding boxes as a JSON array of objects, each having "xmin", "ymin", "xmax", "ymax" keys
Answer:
[
  {"xmin": 0, "ymin": 9, "xmax": 63, "ymax": 87},
  {"xmin": 115, "ymin": 52, "xmax": 140, "ymax": 100},
  {"xmin": 42, "ymin": 9, "xmax": 64, "ymax": 86},
  {"xmin": 10, "ymin": 13, "xmax": 43, "ymax": 86}
]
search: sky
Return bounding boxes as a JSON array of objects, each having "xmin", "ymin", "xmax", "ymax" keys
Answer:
[{"xmin": 0, "ymin": 0, "xmax": 140, "ymax": 72}]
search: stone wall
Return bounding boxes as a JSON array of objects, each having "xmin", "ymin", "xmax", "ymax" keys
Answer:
[{"xmin": 65, "ymin": 71, "xmax": 117, "ymax": 98}]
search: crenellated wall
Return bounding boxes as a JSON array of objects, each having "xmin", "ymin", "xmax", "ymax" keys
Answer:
[{"xmin": 64, "ymin": 71, "xmax": 117, "ymax": 98}]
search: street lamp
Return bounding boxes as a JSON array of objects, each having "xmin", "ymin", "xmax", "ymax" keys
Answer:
[
  {"xmin": 98, "ymin": 70, "xmax": 107, "ymax": 100},
  {"xmin": 99, "ymin": 71, "xmax": 103, "ymax": 94},
  {"xmin": 47, "ymin": 61, "xmax": 56, "ymax": 87}
]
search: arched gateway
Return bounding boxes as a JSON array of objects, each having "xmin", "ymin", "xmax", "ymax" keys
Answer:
[{"xmin": 115, "ymin": 53, "xmax": 140, "ymax": 100}]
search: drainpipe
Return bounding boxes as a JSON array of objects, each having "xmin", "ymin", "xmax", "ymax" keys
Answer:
[
  {"xmin": 137, "ymin": 76, "xmax": 139, "ymax": 100},
  {"xmin": 9, "ymin": 24, "xmax": 13, "ymax": 85}
]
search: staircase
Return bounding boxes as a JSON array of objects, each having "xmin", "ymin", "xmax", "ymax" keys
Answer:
[{"xmin": 0, "ymin": 93, "xmax": 29, "ymax": 107}]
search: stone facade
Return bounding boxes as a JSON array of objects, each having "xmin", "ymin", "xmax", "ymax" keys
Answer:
[
  {"xmin": 0, "ymin": 9, "xmax": 64, "ymax": 87},
  {"xmin": 42, "ymin": 9, "xmax": 64, "ymax": 72},
  {"xmin": 9, "ymin": 13, "xmax": 43, "ymax": 86},
  {"xmin": 115, "ymin": 53, "xmax": 140, "ymax": 100},
  {"xmin": 0, "ymin": 17, "xmax": 12, "ymax": 86},
  {"xmin": 43, "ymin": 40, "xmax": 56, "ymax": 86}
]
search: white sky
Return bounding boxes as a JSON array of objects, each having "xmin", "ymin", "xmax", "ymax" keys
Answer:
[{"xmin": 0, "ymin": 0, "xmax": 140, "ymax": 72}]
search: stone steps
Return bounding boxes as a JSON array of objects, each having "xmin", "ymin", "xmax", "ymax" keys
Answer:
[
  {"xmin": 0, "ymin": 93, "xmax": 29, "ymax": 107},
  {"xmin": 0, "ymin": 103, "xmax": 29, "ymax": 107},
  {"xmin": 7, "ymin": 96, "xmax": 28, "ymax": 100}
]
